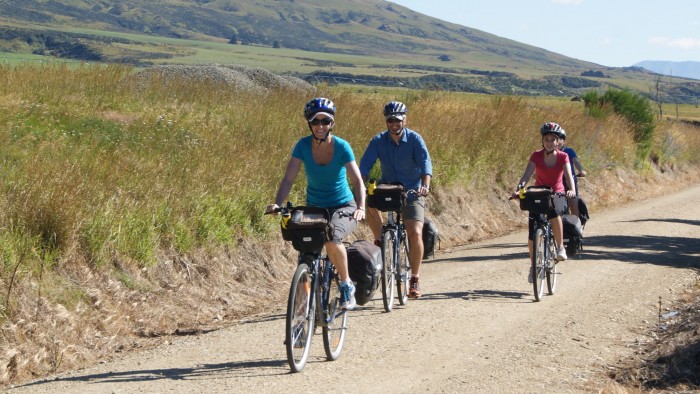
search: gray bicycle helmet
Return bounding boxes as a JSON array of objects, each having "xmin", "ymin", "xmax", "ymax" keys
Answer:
[
  {"xmin": 559, "ymin": 128, "xmax": 567, "ymax": 140},
  {"xmin": 383, "ymin": 101, "xmax": 407, "ymax": 118}
]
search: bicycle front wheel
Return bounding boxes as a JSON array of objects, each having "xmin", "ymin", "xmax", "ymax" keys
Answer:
[
  {"xmin": 381, "ymin": 230, "xmax": 396, "ymax": 312},
  {"xmin": 323, "ymin": 265, "xmax": 348, "ymax": 360},
  {"xmin": 532, "ymin": 227, "xmax": 546, "ymax": 301},
  {"xmin": 285, "ymin": 263, "xmax": 315, "ymax": 372},
  {"xmin": 397, "ymin": 232, "xmax": 410, "ymax": 306},
  {"xmin": 546, "ymin": 235, "xmax": 558, "ymax": 295}
]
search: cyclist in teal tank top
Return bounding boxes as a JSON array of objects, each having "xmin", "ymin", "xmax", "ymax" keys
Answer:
[{"xmin": 266, "ymin": 98, "xmax": 366, "ymax": 310}]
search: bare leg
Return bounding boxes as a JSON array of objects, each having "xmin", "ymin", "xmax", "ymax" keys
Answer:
[
  {"xmin": 326, "ymin": 242, "xmax": 349, "ymax": 281},
  {"xmin": 404, "ymin": 219, "xmax": 424, "ymax": 276},
  {"xmin": 366, "ymin": 207, "xmax": 383, "ymax": 241},
  {"xmin": 550, "ymin": 216, "xmax": 564, "ymax": 250}
]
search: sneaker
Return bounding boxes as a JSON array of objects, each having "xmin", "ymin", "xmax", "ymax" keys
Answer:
[
  {"xmin": 556, "ymin": 247, "xmax": 568, "ymax": 262},
  {"xmin": 339, "ymin": 281, "xmax": 356, "ymax": 310},
  {"xmin": 528, "ymin": 269, "xmax": 534, "ymax": 284},
  {"xmin": 408, "ymin": 276, "xmax": 422, "ymax": 298}
]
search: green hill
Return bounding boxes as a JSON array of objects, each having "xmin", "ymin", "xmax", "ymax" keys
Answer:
[{"xmin": 0, "ymin": 0, "xmax": 698, "ymax": 102}]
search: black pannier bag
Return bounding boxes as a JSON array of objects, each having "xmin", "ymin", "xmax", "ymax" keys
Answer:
[
  {"xmin": 519, "ymin": 186, "xmax": 553, "ymax": 215},
  {"xmin": 578, "ymin": 197, "xmax": 590, "ymax": 226},
  {"xmin": 347, "ymin": 240, "xmax": 382, "ymax": 305},
  {"xmin": 561, "ymin": 214, "xmax": 584, "ymax": 256},
  {"xmin": 280, "ymin": 206, "xmax": 331, "ymax": 253},
  {"xmin": 422, "ymin": 217, "xmax": 439, "ymax": 260},
  {"xmin": 367, "ymin": 183, "xmax": 405, "ymax": 212}
]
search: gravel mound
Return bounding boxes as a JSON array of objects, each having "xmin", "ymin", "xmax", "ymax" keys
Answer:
[{"xmin": 131, "ymin": 64, "xmax": 314, "ymax": 94}]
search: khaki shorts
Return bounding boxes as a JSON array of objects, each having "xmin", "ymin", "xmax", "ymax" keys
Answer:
[
  {"xmin": 401, "ymin": 196, "xmax": 425, "ymax": 223},
  {"xmin": 329, "ymin": 202, "xmax": 359, "ymax": 244}
]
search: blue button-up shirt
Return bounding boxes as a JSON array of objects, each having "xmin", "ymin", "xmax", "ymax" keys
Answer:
[{"xmin": 359, "ymin": 128, "xmax": 432, "ymax": 191}]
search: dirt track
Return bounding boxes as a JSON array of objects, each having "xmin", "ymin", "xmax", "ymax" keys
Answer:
[{"xmin": 8, "ymin": 184, "xmax": 700, "ymax": 393}]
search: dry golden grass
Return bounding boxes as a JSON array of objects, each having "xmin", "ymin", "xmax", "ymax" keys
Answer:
[{"xmin": 0, "ymin": 63, "xmax": 698, "ymax": 387}]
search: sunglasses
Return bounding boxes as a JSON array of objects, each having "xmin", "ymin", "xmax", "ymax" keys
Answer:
[
  {"xmin": 386, "ymin": 118, "xmax": 403, "ymax": 123},
  {"xmin": 309, "ymin": 118, "xmax": 334, "ymax": 126}
]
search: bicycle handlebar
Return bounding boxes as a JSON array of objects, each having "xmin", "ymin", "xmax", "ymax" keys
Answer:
[{"xmin": 265, "ymin": 202, "xmax": 353, "ymax": 218}]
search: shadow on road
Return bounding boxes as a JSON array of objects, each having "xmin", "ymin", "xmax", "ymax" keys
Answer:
[
  {"xmin": 580, "ymin": 234, "xmax": 700, "ymax": 270},
  {"xmin": 623, "ymin": 218, "xmax": 700, "ymax": 227},
  {"xmin": 13, "ymin": 358, "xmax": 290, "ymax": 389},
  {"xmin": 421, "ymin": 289, "xmax": 530, "ymax": 303},
  {"xmin": 425, "ymin": 231, "xmax": 699, "ymax": 272},
  {"xmin": 425, "ymin": 242, "xmax": 527, "ymax": 265}
]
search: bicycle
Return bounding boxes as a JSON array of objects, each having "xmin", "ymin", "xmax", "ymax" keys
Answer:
[
  {"xmin": 266, "ymin": 203, "xmax": 351, "ymax": 372},
  {"xmin": 516, "ymin": 186, "xmax": 566, "ymax": 301},
  {"xmin": 367, "ymin": 181, "xmax": 417, "ymax": 312}
]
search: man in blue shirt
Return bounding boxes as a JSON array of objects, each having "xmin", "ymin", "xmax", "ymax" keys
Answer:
[{"xmin": 359, "ymin": 101, "xmax": 432, "ymax": 298}]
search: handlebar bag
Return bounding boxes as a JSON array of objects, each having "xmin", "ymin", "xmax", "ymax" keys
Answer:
[
  {"xmin": 519, "ymin": 186, "xmax": 552, "ymax": 215},
  {"xmin": 281, "ymin": 206, "xmax": 331, "ymax": 253},
  {"xmin": 368, "ymin": 183, "xmax": 405, "ymax": 212}
]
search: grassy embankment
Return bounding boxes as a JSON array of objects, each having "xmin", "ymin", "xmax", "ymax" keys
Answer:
[{"xmin": 0, "ymin": 63, "xmax": 699, "ymax": 384}]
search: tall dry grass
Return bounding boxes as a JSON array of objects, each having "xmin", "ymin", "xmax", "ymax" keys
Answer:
[
  {"xmin": 0, "ymin": 62, "xmax": 693, "ymax": 308},
  {"xmin": 0, "ymin": 63, "xmax": 698, "ymax": 384}
]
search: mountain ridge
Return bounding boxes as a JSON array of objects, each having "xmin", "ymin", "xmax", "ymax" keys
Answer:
[
  {"xmin": 634, "ymin": 60, "xmax": 700, "ymax": 80},
  {"xmin": 0, "ymin": 0, "xmax": 698, "ymax": 102}
]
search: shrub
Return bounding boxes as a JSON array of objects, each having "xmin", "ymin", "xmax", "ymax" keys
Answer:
[{"xmin": 583, "ymin": 89, "xmax": 656, "ymax": 158}]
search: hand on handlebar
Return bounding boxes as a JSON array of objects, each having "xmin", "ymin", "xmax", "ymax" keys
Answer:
[
  {"xmin": 265, "ymin": 204, "xmax": 279, "ymax": 215},
  {"xmin": 417, "ymin": 184, "xmax": 430, "ymax": 197},
  {"xmin": 352, "ymin": 207, "xmax": 365, "ymax": 222}
]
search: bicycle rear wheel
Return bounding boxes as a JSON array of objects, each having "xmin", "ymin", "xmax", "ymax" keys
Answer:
[
  {"xmin": 397, "ymin": 232, "xmax": 410, "ymax": 306},
  {"xmin": 380, "ymin": 230, "xmax": 396, "ymax": 312},
  {"xmin": 532, "ymin": 227, "xmax": 546, "ymax": 301},
  {"xmin": 285, "ymin": 263, "xmax": 315, "ymax": 372},
  {"xmin": 546, "ymin": 235, "xmax": 558, "ymax": 295},
  {"xmin": 323, "ymin": 265, "xmax": 348, "ymax": 360}
]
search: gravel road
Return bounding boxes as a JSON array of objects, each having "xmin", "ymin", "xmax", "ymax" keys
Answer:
[{"xmin": 8, "ymin": 184, "xmax": 700, "ymax": 394}]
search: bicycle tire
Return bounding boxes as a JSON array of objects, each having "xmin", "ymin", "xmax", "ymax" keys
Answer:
[
  {"xmin": 546, "ymin": 233, "xmax": 558, "ymax": 294},
  {"xmin": 322, "ymin": 263, "xmax": 348, "ymax": 360},
  {"xmin": 532, "ymin": 227, "xmax": 546, "ymax": 301},
  {"xmin": 285, "ymin": 263, "xmax": 315, "ymax": 372},
  {"xmin": 381, "ymin": 230, "xmax": 396, "ymax": 312},
  {"xmin": 397, "ymin": 230, "xmax": 410, "ymax": 306}
]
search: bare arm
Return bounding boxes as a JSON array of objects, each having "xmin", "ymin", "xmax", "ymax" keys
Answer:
[
  {"xmin": 419, "ymin": 174, "xmax": 432, "ymax": 196},
  {"xmin": 346, "ymin": 161, "xmax": 366, "ymax": 221},
  {"xmin": 571, "ymin": 157, "xmax": 586, "ymax": 176},
  {"xmin": 563, "ymin": 161, "xmax": 576, "ymax": 198},
  {"xmin": 266, "ymin": 157, "xmax": 302, "ymax": 213},
  {"xmin": 517, "ymin": 160, "xmax": 536, "ymax": 189}
]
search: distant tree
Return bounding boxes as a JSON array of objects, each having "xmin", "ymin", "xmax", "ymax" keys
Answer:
[
  {"xmin": 228, "ymin": 28, "xmax": 239, "ymax": 44},
  {"xmin": 438, "ymin": 54, "xmax": 451, "ymax": 62},
  {"xmin": 273, "ymin": 40, "xmax": 281, "ymax": 49},
  {"xmin": 581, "ymin": 70, "xmax": 606, "ymax": 78}
]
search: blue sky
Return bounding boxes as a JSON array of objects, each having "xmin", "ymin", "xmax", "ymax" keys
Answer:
[{"xmin": 389, "ymin": 0, "xmax": 700, "ymax": 67}]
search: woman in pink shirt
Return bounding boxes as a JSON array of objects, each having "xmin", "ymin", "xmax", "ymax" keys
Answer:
[{"xmin": 516, "ymin": 122, "xmax": 576, "ymax": 279}]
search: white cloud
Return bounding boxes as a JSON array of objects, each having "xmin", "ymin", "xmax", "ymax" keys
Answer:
[
  {"xmin": 600, "ymin": 37, "xmax": 612, "ymax": 45},
  {"xmin": 649, "ymin": 36, "xmax": 700, "ymax": 50}
]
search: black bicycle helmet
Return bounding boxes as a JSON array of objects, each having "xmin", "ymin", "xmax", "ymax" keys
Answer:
[
  {"xmin": 304, "ymin": 97, "xmax": 336, "ymax": 120},
  {"xmin": 540, "ymin": 122, "xmax": 563, "ymax": 138},
  {"xmin": 383, "ymin": 101, "xmax": 407, "ymax": 118}
]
